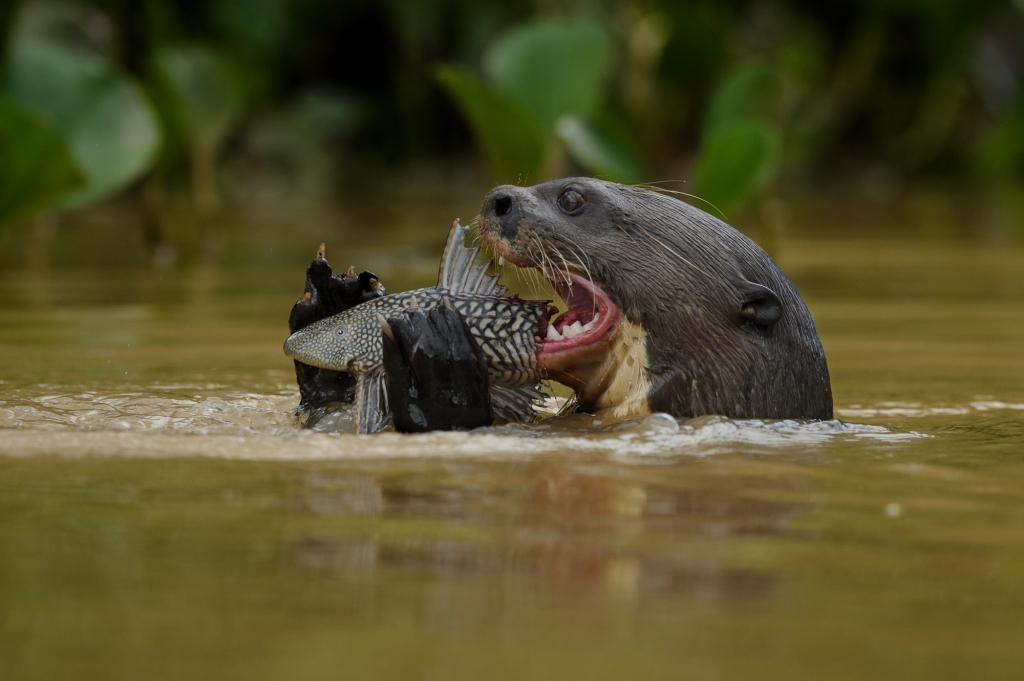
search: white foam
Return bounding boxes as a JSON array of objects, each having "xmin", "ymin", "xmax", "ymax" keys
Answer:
[{"xmin": 0, "ymin": 385, "xmax": 930, "ymax": 461}]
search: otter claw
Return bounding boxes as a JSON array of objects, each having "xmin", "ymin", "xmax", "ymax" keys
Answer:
[{"xmin": 316, "ymin": 243, "xmax": 326, "ymax": 259}]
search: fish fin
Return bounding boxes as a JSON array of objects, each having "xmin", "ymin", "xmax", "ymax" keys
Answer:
[
  {"xmin": 356, "ymin": 368, "xmax": 392, "ymax": 434},
  {"xmin": 489, "ymin": 384, "xmax": 546, "ymax": 424},
  {"xmin": 452, "ymin": 245, "xmax": 481, "ymax": 292},
  {"xmin": 437, "ymin": 219, "xmax": 466, "ymax": 289},
  {"xmin": 469, "ymin": 260, "xmax": 491, "ymax": 293},
  {"xmin": 436, "ymin": 219, "xmax": 503, "ymax": 296}
]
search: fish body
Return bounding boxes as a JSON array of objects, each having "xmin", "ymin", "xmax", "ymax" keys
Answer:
[
  {"xmin": 283, "ymin": 220, "xmax": 551, "ymax": 432},
  {"xmin": 284, "ymin": 285, "xmax": 548, "ymax": 387}
]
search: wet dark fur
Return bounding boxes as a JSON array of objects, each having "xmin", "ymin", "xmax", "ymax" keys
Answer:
[
  {"xmin": 479, "ymin": 178, "xmax": 833, "ymax": 420},
  {"xmin": 289, "ymin": 254, "xmax": 384, "ymax": 410}
]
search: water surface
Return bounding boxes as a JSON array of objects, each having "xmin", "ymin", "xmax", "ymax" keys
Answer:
[{"xmin": 2, "ymin": 185, "xmax": 1023, "ymax": 680}]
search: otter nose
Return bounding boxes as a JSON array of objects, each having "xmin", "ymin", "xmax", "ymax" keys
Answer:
[
  {"xmin": 492, "ymin": 193, "xmax": 513, "ymax": 217},
  {"xmin": 484, "ymin": 185, "xmax": 520, "ymax": 240}
]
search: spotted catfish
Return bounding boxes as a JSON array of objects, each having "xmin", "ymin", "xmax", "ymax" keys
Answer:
[{"xmin": 283, "ymin": 220, "xmax": 552, "ymax": 433}]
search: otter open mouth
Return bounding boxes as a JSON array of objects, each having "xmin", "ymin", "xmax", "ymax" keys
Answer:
[
  {"xmin": 479, "ymin": 237, "xmax": 621, "ymax": 377},
  {"xmin": 532, "ymin": 270, "xmax": 620, "ymax": 367}
]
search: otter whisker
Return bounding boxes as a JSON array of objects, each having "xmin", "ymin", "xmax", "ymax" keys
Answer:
[
  {"xmin": 566, "ymin": 246, "xmax": 594, "ymax": 289},
  {"xmin": 634, "ymin": 182, "xmax": 728, "ymax": 221},
  {"xmin": 520, "ymin": 246, "xmax": 537, "ymax": 292},
  {"xmin": 540, "ymin": 237, "xmax": 571, "ymax": 290},
  {"xmin": 521, "ymin": 239, "xmax": 547, "ymax": 295},
  {"xmin": 557, "ymin": 235, "xmax": 595, "ymax": 286},
  {"xmin": 529, "ymin": 236, "xmax": 549, "ymax": 280},
  {"xmin": 529, "ymin": 261, "xmax": 546, "ymax": 295},
  {"xmin": 550, "ymin": 244, "xmax": 575, "ymax": 291},
  {"xmin": 561, "ymin": 243, "xmax": 599, "ymax": 314},
  {"xmin": 560, "ymin": 234, "xmax": 595, "ymax": 275}
]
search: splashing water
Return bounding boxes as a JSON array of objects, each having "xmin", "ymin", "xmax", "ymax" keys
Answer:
[{"xmin": 0, "ymin": 382, "xmax": 925, "ymax": 460}]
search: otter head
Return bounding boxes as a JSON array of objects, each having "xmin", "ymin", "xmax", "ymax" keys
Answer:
[{"xmin": 478, "ymin": 178, "xmax": 832, "ymax": 420}]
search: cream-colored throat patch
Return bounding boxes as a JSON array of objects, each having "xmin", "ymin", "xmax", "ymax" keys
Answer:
[{"xmin": 585, "ymin": 319, "xmax": 651, "ymax": 419}]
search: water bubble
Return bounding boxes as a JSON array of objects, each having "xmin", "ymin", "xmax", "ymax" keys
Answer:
[{"xmin": 645, "ymin": 412, "xmax": 679, "ymax": 432}]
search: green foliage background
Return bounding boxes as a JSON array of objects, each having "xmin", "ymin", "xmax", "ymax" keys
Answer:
[{"xmin": 1, "ymin": 0, "xmax": 1023, "ymax": 228}]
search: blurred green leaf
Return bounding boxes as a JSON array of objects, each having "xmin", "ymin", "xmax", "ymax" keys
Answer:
[
  {"xmin": 703, "ymin": 64, "xmax": 780, "ymax": 139},
  {"xmin": 694, "ymin": 121, "xmax": 778, "ymax": 214},
  {"xmin": 209, "ymin": 0, "xmax": 290, "ymax": 58},
  {"xmin": 297, "ymin": 89, "xmax": 362, "ymax": 141},
  {"xmin": 435, "ymin": 64, "xmax": 547, "ymax": 184},
  {"xmin": 975, "ymin": 98, "xmax": 1024, "ymax": 176},
  {"xmin": 658, "ymin": 5, "xmax": 730, "ymax": 86},
  {"xmin": 153, "ymin": 46, "xmax": 244, "ymax": 155},
  {"xmin": 2, "ymin": 42, "xmax": 161, "ymax": 209},
  {"xmin": 0, "ymin": 96, "xmax": 85, "ymax": 226},
  {"xmin": 555, "ymin": 115, "xmax": 643, "ymax": 184},
  {"xmin": 483, "ymin": 19, "xmax": 613, "ymax": 129}
]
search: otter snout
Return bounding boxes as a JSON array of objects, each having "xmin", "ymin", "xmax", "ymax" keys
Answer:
[{"xmin": 482, "ymin": 185, "xmax": 525, "ymax": 241}]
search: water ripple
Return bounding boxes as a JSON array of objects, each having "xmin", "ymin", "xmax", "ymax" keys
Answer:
[{"xmin": 0, "ymin": 385, "xmax": 927, "ymax": 460}]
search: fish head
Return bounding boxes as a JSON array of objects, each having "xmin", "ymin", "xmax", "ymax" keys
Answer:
[{"xmin": 283, "ymin": 309, "xmax": 374, "ymax": 372}]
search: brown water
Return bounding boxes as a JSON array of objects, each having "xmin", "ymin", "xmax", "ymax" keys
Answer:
[{"xmin": 2, "ymin": 184, "xmax": 1024, "ymax": 680}]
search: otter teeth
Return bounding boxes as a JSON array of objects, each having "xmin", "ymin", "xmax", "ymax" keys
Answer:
[
  {"xmin": 544, "ymin": 313, "xmax": 600, "ymax": 342},
  {"xmin": 558, "ymin": 321, "xmax": 581, "ymax": 339},
  {"xmin": 498, "ymin": 255, "xmax": 505, "ymax": 266}
]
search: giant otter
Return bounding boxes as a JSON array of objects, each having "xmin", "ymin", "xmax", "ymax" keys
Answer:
[{"xmin": 475, "ymin": 177, "xmax": 833, "ymax": 421}]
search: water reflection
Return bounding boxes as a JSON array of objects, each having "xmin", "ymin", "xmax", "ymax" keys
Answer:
[{"xmin": 283, "ymin": 457, "xmax": 815, "ymax": 610}]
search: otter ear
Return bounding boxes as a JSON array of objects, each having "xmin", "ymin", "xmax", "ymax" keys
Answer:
[{"xmin": 738, "ymin": 281, "xmax": 783, "ymax": 327}]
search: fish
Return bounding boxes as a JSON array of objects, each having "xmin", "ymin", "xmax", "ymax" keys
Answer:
[{"xmin": 284, "ymin": 219, "xmax": 552, "ymax": 433}]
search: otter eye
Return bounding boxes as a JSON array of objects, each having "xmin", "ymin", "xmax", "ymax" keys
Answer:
[{"xmin": 557, "ymin": 189, "xmax": 586, "ymax": 214}]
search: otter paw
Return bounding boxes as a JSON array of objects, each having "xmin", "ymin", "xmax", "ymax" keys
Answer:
[
  {"xmin": 381, "ymin": 305, "xmax": 493, "ymax": 433},
  {"xmin": 289, "ymin": 244, "xmax": 385, "ymax": 410}
]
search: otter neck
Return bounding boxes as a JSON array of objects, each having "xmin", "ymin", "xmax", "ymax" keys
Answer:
[{"xmin": 548, "ymin": 319, "xmax": 652, "ymax": 419}]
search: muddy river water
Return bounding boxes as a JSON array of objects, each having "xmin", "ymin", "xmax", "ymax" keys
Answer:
[{"xmin": 1, "ymin": 185, "xmax": 1023, "ymax": 680}]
